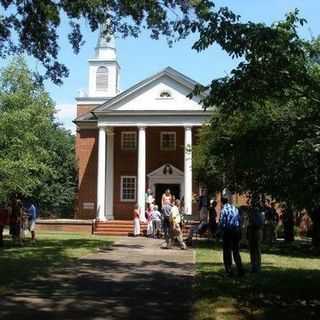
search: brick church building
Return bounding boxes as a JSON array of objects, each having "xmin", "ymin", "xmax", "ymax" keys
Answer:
[{"xmin": 74, "ymin": 30, "xmax": 211, "ymax": 221}]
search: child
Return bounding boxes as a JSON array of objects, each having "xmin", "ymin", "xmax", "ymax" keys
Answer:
[
  {"xmin": 133, "ymin": 204, "xmax": 140, "ymax": 237},
  {"xmin": 146, "ymin": 203, "xmax": 153, "ymax": 237},
  {"xmin": 151, "ymin": 205, "xmax": 162, "ymax": 238}
]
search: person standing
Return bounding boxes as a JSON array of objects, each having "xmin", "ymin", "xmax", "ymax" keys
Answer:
[
  {"xmin": 151, "ymin": 205, "xmax": 162, "ymax": 238},
  {"xmin": 132, "ymin": 204, "xmax": 140, "ymax": 237},
  {"xmin": 146, "ymin": 188, "xmax": 154, "ymax": 210},
  {"xmin": 198, "ymin": 188, "xmax": 209, "ymax": 222},
  {"xmin": 165, "ymin": 199, "xmax": 186, "ymax": 250},
  {"xmin": 219, "ymin": 197, "xmax": 244, "ymax": 276},
  {"xmin": 24, "ymin": 201, "xmax": 37, "ymax": 242},
  {"xmin": 161, "ymin": 189, "xmax": 172, "ymax": 208},
  {"xmin": 10, "ymin": 197, "xmax": 23, "ymax": 242},
  {"xmin": 208, "ymin": 199, "xmax": 218, "ymax": 238},
  {"xmin": 161, "ymin": 203, "xmax": 172, "ymax": 244},
  {"xmin": 146, "ymin": 204, "xmax": 153, "ymax": 237},
  {"xmin": 264, "ymin": 199, "xmax": 278, "ymax": 244},
  {"xmin": 247, "ymin": 198, "xmax": 264, "ymax": 273}
]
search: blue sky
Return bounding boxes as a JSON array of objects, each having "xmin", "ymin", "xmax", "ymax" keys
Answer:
[{"xmin": 3, "ymin": 1, "xmax": 320, "ymax": 132}]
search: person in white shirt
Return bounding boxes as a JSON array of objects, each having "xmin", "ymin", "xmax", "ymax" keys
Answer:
[
  {"xmin": 165, "ymin": 199, "xmax": 186, "ymax": 250},
  {"xmin": 151, "ymin": 205, "xmax": 162, "ymax": 238}
]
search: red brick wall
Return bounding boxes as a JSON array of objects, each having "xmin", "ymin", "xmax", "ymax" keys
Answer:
[
  {"xmin": 76, "ymin": 126, "xmax": 201, "ymax": 220},
  {"xmin": 76, "ymin": 105, "xmax": 96, "ymax": 117},
  {"xmin": 113, "ymin": 127, "xmax": 138, "ymax": 220},
  {"xmin": 75, "ymin": 129, "xmax": 98, "ymax": 219}
]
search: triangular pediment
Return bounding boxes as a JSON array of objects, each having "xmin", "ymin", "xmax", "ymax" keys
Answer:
[
  {"xmin": 148, "ymin": 164, "xmax": 184, "ymax": 177},
  {"xmin": 93, "ymin": 67, "xmax": 205, "ymax": 114}
]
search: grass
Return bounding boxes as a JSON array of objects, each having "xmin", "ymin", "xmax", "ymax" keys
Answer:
[
  {"xmin": 0, "ymin": 231, "xmax": 113, "ymax": 294},
  {"xmin": 194, "ymin": 240, "xmax": 320, "ymax": 320}
]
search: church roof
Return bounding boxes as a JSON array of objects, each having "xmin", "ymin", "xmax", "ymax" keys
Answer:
[{"xmin": 74, "ymin": 66, "xmax": 205, "ymax": 123}]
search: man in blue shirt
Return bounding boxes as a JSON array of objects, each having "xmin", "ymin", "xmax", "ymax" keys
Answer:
[
  {"xmin": 219, "ymin": 197, "xmax": 244, "ymax": 276},
  {"xmin": 25, "ymin": 201, "xmax": 37, "ymax": 242}
]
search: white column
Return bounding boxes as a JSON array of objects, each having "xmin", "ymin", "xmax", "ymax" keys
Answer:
[
  {"xmin": 138, "ymin": 126, "xmax": 146, "ymax": 221},
  {"xmin": 105, "ymin": 127, "xmax": 114, "ymax": 220},
  {"xmin": 97, "ymin": 126, "xmax": 106, "ymax": 220},
  {"xmin": 184, "ymin": 126, "xmax": 193, "ymax": 215}
]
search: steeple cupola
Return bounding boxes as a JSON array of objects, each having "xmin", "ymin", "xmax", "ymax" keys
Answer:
[{"xmin": 88, "ymin": 25, "xmax": 120, "ymax": 98}]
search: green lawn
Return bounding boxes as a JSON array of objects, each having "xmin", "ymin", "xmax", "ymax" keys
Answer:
[
  {"xmin": 194, "ymin": 240, "xmax": 320, "ymax": 320},
  {"xmin": 0, "ymin": 231, "xmax": 113, "ymax": 295}
]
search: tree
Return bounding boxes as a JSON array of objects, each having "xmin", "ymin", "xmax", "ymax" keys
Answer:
[
  {"xmin": 193, "ymin": 35, "xmax": 320, "ymax": 245},
  {"xmin": 0, "ymin": 57, "xmax": 76, "ymax": 216},
  {"xmin": 0, "ymin": 0, "xmax": 215, "ymax": 84}
]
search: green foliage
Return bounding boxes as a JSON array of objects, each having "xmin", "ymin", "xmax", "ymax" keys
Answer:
[
  {"xmin": 0, "ymin": 231, "xmax": 112, "ymax": 293},
  {"xmin": 0, "ymin": 0, "xmax": 214, "ymax": 84},
  {"xmin": 195, "ymin": 241, "xmax": 320, "ymax": 320},
  {"xmin": 0, "ymin": 57, "xmax": 76, "ymax": 215},
  {"xmin": 194, "ymin": 34, "xmax": 320, "ymax": 211}
]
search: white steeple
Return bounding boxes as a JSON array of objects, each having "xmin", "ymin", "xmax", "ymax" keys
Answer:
[
  {"xmin": 88, "ymin": 25, "xmax": 120, "ymax": 98},
  {"xmin": 95, "ymin": 25, "xmax": 117, "ymax": 60}
]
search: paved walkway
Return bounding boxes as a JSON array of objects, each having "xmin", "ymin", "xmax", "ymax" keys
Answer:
[{"xmin": 0, "ymin": 237, "xmax": 195, "ymax": 320}]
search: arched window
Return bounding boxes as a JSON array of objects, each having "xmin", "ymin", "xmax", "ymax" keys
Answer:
[
  {"xmin": 159, "ymin": 90, "xmax": 172, "ymax": 98},
  {"xmin": 96, "ymin": 66, "xmax": 108, "ymax": 91}
]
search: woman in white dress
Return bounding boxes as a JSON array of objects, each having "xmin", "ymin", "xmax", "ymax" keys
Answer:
[{"xmin": 133, "ymin": 204, "xmax": 140, "ymax": 236}]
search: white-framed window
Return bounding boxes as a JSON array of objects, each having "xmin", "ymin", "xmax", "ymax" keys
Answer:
[
  {"xmin": 120, "ymin": 176, "xmax": 136, "ymax": 202},
  {"xmin": 121, "ymin": 131, "xmax": 137, "ymax": 150},
  {"xmin": 160, "ymin": 132, "xmax": 176, "ymax": 151},
  {"xmin": 96, "ymin": 66, "xmax": 108, "ymax": 91}
]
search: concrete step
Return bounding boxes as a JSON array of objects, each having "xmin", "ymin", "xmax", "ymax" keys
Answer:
[{"xmin": 94, "ymin": 220, "xmax": 195, "ymax": 236}]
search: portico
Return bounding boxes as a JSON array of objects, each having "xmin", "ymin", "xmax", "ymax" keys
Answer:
[{"xmin": 96, "ymin": 124, "xmax": 196, "ymax": 220}]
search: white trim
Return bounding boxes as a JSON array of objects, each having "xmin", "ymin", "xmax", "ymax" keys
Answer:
[
  {"xmin": 121, "ymin": 131, "xmax": 137, "ymax": 150},
  {"xmin": 160, "ymin": 131, "xmax": 176, "ymax": 151},
  {"xmin": 105, "ymin": 128, "xmax": 114, "ymax": 219},
  {"xmin": 137, "ymin": 126, "xmax": 146, "ymax": 220},
  {"xmin": 97, "ymin": 127, "xmax": 106, "ymax": 220},
  {"xmin": 94, "ymin": 67, "xmax": 202, "ymax": 113},
  {"xmin": 147, "ymin": 164, "xmax": 185, "ymax": 200},
  {"xmin": 99, "ymin": 123, "xmax": 202, "ymax": 127},
  {"xmin": 120, "ymin": 176, "xmax": 137, "ymax": 202},
  {"xmin": 184, "ymin": 126, "xmax": 193, "ymax": 215}
]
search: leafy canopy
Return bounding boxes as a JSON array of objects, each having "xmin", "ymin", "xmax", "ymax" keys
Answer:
[
  {"xmin": 194, "ymin": 34, "xmax": 320, "ymax": 211},
  {"xmin": 0, "ymin": 0, "xmax": 214, "ymax": 84},
  {"xmin": 0, "ymin": 57, "xmax": 75, "ymax": 215}
]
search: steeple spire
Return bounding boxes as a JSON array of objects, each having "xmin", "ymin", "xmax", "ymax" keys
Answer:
[
  {"xmin": 95, "ymin": 24, "xmax": 116, "ymax": 60},
  {"xmin": 88, "ymin": 23, "xmax": 120, "ymax": 97}
]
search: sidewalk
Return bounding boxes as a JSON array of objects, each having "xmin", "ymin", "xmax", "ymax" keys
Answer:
[{"xmin": 0, "ymin": 237, "xmax": 195, "ymax": 320}]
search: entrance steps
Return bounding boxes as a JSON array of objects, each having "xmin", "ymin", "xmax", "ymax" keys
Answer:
[{"xmin": 93, "ymin": 220, "xmax": 198, "ymax": 237}]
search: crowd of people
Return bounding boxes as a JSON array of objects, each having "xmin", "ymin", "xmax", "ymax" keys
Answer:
[
  {"xmin": 133, "ymin": 188, "xmax": 187, "ymax": 249},
  {"xmin": 132, "ymin": 186, "xmax": 290, "ymax": 275},
  {"xmin": 0, "ymin": 196, "xmax": 37, "ymax": 247}
]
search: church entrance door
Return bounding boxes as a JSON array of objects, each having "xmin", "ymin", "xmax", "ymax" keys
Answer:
[{"xmin": 155, "ymin": 184, "xmax": 180, "ymax": 210}]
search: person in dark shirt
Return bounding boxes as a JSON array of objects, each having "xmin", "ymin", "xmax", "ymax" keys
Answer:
[
  {"xmin": 208, "ymin": 199, "xmax": 217, "ymax": 238},
  {"xmin": 9, "ymin": 197, "xmax": 22, "ymax": 242},
  {"xmin": 247, "ymin": 198, "xmax": 264, "ymax": 273}
]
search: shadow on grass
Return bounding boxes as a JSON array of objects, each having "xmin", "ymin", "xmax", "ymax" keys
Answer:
[
  {"xmin": 0, "ymin": 244, "xmax": 194, "ymax": 320},
  {"xmin": 194, "ymin": 240, "xmax": 320, "ymax": 320},
  {"xmin": 0, "ymin": 236, "xmax": 112, "ymax": 291},
  {"xmin": 196, "ymin": 238, "xmax": 319, "ymax": 259}
]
